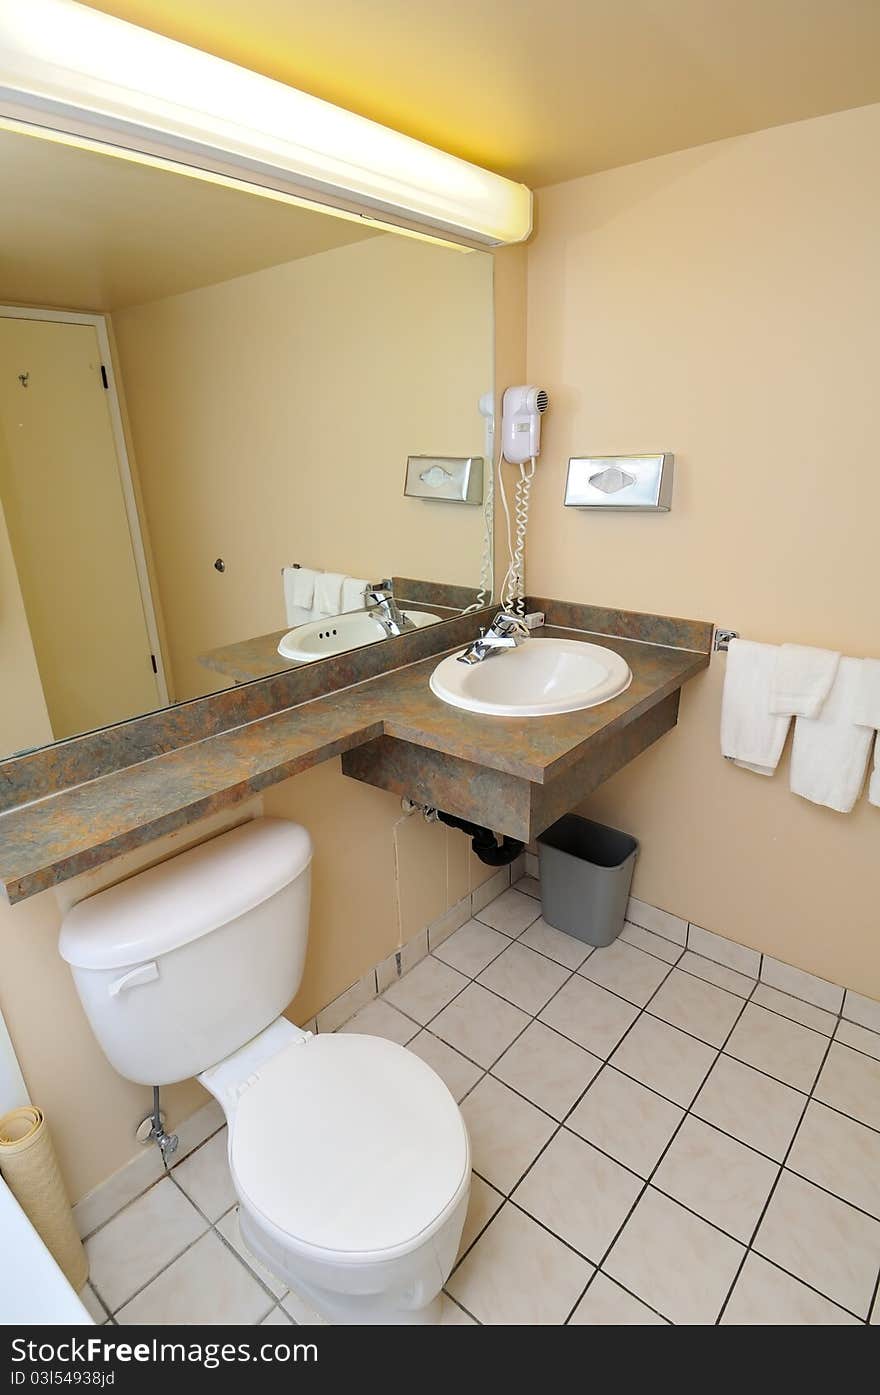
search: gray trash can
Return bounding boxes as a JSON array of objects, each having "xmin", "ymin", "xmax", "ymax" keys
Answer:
[{"xmin": 537, "ymin": 814, "xmax": 639, "ymax": 948}]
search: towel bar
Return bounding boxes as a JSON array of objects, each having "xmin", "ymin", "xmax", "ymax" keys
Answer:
[{"xmin": 714, "ymin": 628, "xmax": 739, "ymax": 653}]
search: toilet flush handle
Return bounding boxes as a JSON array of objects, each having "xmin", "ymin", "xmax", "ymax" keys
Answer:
[{"xmin": 108, "ymin": 961, "xmax": 159, "ymax": 997}]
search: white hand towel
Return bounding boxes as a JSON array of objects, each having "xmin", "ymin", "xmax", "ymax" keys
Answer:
[
  {"xmin": 769, "ymin": 643, "xmax": 840, "ymax": 718},
  {"xmin": 312, "ymin": 571, "xmax": 345, "ymax": 617},
  {"xmin": 854, "ymin": 659, "xmax": 880, "ymax": 809},
  {"xmin": 341, "ymin": 577, "xmax": 369, "ymax": 613},
  {"xmin": 283, "ymin": 566, "xmax": 317, "ymax": 626},
  {"xmin": 790, "ymin": 657, "xmax": 873, "ymax": 813},
  {"xmin": 868, "ymin": 737, "xmax": 880, "ymax": 809},
  {"xmin": 720, "ymin": 639, "xmax": 790, "ymax": 776},
  {"xmin": 853, "ymin": 657, "xmax": 880, "ymax": 729}
]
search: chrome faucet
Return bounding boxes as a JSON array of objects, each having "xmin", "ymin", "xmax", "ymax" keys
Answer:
[
  {"xmin": 457, "ymin": 611, "xmax": 529, "ymax": 665},
  {"xmin": 365, "ymin": 579, "xmax": 414, "ymax": 637}
]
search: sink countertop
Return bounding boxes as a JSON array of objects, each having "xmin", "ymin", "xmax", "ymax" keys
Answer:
[{"xmin": 0, "ymin": 613, "xmax": 710, "ymax": 904}]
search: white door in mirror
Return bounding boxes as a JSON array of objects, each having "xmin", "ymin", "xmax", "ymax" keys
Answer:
[
  {"xmin": 429, "ymin": 637, "xmax": 632, "ymax": 716},
  {"xmin": 278, "ymin": 609, "xmax": 439, "ymax": 663}
]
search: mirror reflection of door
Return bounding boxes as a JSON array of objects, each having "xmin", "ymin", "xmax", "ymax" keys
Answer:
[{"xmin": 0, "ymin": 312, "xmax": 164, "ymax": 748}]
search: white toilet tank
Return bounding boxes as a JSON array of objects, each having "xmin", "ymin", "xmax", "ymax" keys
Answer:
[{"xmin": 59, "ymin": 818, "xmax": 312, "ymax": 1086}]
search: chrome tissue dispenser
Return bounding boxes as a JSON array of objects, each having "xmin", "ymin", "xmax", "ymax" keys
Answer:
[
  {"xmin": 564, "ymin": 454, "xmax": 674, "ymax": 511},
  {"xmin": 404, "ymin": 456, "xmax": 484, "ymax": 505}
]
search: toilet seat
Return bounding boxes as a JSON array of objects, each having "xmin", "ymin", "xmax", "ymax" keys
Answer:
[{"xmin": 229, "ymin": 1032, "xmax": 470, "ymax": 1262}]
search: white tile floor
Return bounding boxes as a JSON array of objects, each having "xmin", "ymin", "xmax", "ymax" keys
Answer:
[{"xmin": 80, "ymin": 876, "xmax": 880, "ymax": 1326}]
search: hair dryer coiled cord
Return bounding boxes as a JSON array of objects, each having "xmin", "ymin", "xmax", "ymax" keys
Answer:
[{"xmin": 500, "ymin": 456, "xmax": 535, "ymax": 615}]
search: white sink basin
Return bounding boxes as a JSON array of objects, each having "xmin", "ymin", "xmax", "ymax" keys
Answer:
[
  {"xmin": 278, "ymin": 608, "xmax": 439, "ymax": 663},
  {"xmin": 429, "ymin": 637, "xmax": 632, "ymax": 716}
]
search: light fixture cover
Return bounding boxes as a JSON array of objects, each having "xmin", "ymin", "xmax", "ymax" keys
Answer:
[{"xmin": 0, "ymin": 0, "xmax": 533, "ymax": 246}]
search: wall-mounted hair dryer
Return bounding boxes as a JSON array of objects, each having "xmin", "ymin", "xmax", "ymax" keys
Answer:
[{"xmin": 501, "ymin": 385, "xmax": 550, "ymax": 465}]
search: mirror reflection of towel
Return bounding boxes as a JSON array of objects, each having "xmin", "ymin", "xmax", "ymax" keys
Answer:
[
  {"xmin": 312, "ymin": 572, "xmax": 345, "ymax": 616},
  {"xmin": 283, "ymin": 566, "xmax": 317, "ymax": 625},
  {"xmin": 341, "ymin": 578, "xmax": 369, "ymax": 612}
]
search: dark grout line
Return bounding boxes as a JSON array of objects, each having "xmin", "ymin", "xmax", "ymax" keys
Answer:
[
  {"xmin": 565, "ymin": 1269, "xmax": 670, "ymax": 1325},
  {"xmin": 102, "ymin": 1198, "xmax": 212, "ymax": 1320},
  {"xmin": 832, "ymin": 1020, "xmax": 880, "ymax": 1064},
  {"xmin": 441, "ymin": 1289, "xmax": 483, "ymax": 1325},
  {"xmin": 729, "ymin": 1249, "xmax": 866, "ymax": 1325}
]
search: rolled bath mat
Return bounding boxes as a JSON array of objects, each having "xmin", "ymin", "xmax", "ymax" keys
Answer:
[{"xmin": 0, "ymin": 1105, "xmax": 88, "ymax": 1290}]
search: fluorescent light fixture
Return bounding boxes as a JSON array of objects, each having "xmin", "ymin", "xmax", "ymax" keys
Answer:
[{"xmin": 0, "ymin": 0, "xmax": 532, "ymax": 247}]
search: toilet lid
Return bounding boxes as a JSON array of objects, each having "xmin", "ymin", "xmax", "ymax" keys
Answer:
[{"xmin": 230, "ymin": 1033, "xmax": 470, "ymax": 1258}]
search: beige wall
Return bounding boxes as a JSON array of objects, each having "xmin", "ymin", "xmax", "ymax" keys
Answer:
[
  {"xmin": 526, "ymin": 103, "xmax": 880, "ymax": 996},
  {"xmin": 113, "ymin": 234, "xmax": 493, "ymax": 701}
]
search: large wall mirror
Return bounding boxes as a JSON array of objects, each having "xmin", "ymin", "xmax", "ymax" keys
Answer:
[{"xmin": 0, "ymin": 127, "xmax": 494, "ymax": 761}]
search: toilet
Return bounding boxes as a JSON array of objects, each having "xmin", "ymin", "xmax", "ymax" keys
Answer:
[{"xmin": 58, "ymin": 818, "xmax": 470, "ymax": 1325}]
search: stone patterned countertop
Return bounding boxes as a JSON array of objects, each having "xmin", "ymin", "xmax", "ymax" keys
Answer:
[{"xmin": 0, "ymin": 618, "xmax": 710, "ymax": 903}]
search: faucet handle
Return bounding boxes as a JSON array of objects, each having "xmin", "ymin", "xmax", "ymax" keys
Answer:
[{"xmin": 490, "ymin": 611, "xmax": 529, "ymax": 639}]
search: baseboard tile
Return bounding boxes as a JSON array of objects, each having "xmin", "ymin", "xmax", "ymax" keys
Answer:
[
  {"xmin": 626, "ymin": 896, "xmax": 687, "ymax": 945},
  {"xmin": 686, "ymin": 922, "xmax": 761, "ymax": 978},
  {"xmin": 376, "ymin": 950, "xmax": 400, "ymax": 994},
  {"xmin": 842, "ymin": 989, "xmax": 880, "ymax": 1033},
  {"xmin": 400, "ymin": 927, "xmax": 429, "ymax": 974},
  {"xmin": 759, "ymin": 954, "xmax": 845, "ymax": 1015},
  {"xmin": 427, "ymin": 897, "xmax": 472, "ymax": 951},
  {"xmin": 315, "ymin": 968, "xmax": 378, "ymax": 1034}
]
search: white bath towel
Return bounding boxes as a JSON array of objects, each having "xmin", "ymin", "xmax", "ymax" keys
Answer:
[
  {"xmin": 790, "ymin": 657, "xmax": 873, "ymax": 813},
  {"xmin": 868, "ymin": 737, "xmax": 880, "ymax": 809},
  {"xmin": 312, "ymin": 571, "xmax": 345, "ymax": 617},
  {"xmin": 853, "ymin": 658, "xmax": 880, "ymax": 730},
  {"xmin": 341, "ymin": 577, "xmax": 369, "ymax": 613},
  {"xmin": 769, "ymin": 643, "xmax": 840, "ymax": 718},
  {"xmin": 854, "ymin": 658, "xmax": 880, "ymax": 809},
  {"xmin": 720, "ymin": 639, "xmax": 790, "ymax": 776},
  {"xmin": 283, "ymin": 566, "xmax": 318, "ymax": 626}
]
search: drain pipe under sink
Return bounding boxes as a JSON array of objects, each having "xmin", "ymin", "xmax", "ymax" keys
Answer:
[{"xmin": 433, "ymin": 810, "xmax": 523, "ymax": 867}]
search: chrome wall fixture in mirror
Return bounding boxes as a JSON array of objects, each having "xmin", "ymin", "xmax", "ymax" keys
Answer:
[{"xmin": 0, "ymin": 128, "xmax": 494, "ymax": 762}]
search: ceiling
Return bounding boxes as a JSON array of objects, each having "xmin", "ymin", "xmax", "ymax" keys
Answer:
[
  {"xmin": 84, "ymin": 0, "xmax": 880, "ymax": 188},
  {"xmin": 0, "ymin": 128, "xmax": 375, "ymax": 312}
]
